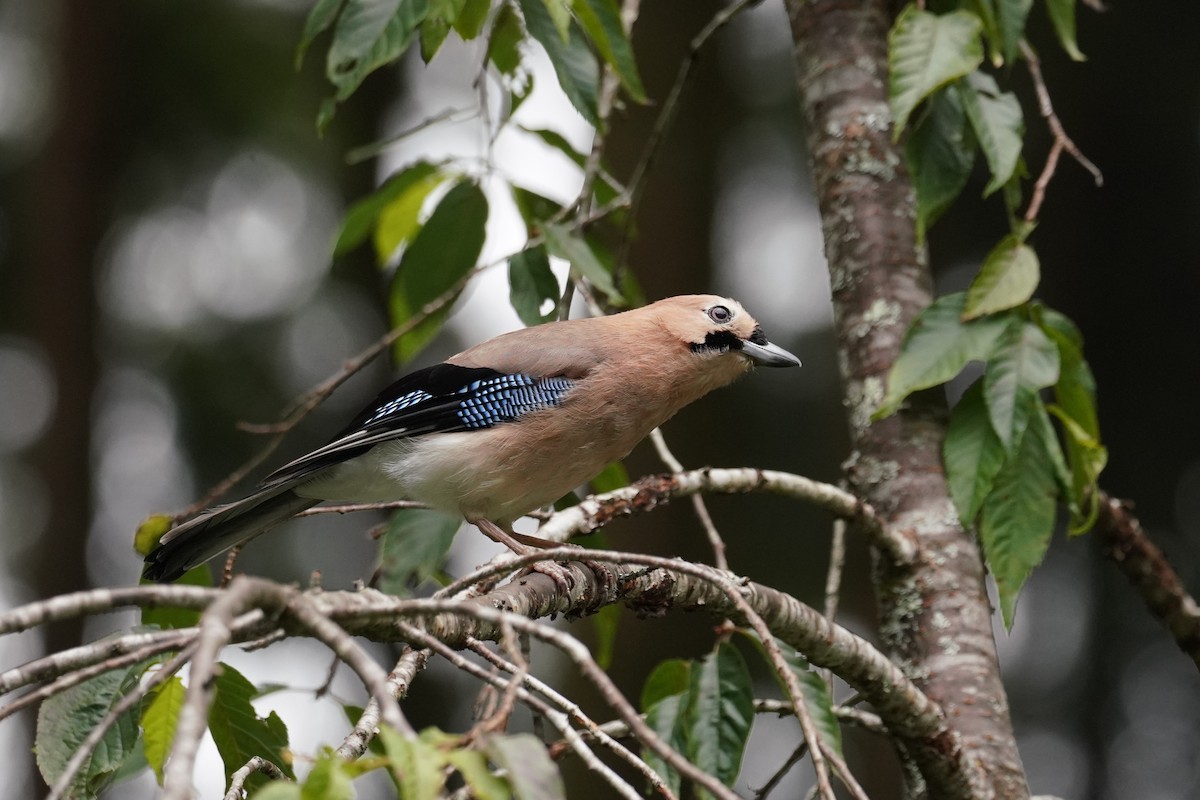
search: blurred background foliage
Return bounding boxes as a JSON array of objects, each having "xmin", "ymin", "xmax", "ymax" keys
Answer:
[{"xmin": 0, "ymin": 0, "xmax": 1198, "ymax": 797}]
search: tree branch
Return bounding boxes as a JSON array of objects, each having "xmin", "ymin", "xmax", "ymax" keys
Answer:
[{"xmin": 1096, "ymin": 491, "xmax": 1200, "ymax": 671}]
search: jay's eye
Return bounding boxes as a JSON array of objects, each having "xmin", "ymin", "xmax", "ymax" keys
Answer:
[{"xmin": 707, "ymin": 305, "xmax": 733, "ymax": 324}]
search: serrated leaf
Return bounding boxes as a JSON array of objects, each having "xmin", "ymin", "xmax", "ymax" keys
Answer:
[
  {"xmin": 906, "ymin": 86, "xmax": 976, "ymax": 241},
  {"xmin": 541, "ymin": 222, "xmax": 620, "ymax": 300},
  {"xmin": 876, "ymin": 292, "xmax": 1011, "ymax": 418},
  {"xmin": 518, "ymin": 0, "xmax": 599, "ymax": 125},
  {"xmin": 372, "ymin": 170, "xmax": 447, "ymax": 265},
  {"xmin": 980, "ymin": 395, "xmax": 1059, "ymax": 629},
  {"xmin": 37, "ymin": 657, "xmax": 153, "ymax": 798},
  {"xmin": 420, "ymin": 0, "xmax": 465, "ymax": 62},
  {"xmin": 571, "ymin": 0, "xmax": 646, "ymax": 102},
  {"xmin": 983, "ymin": 317, "xmax": 1060, "ymax": 450},
  {"xmin": 944, "ymin": 380, "xmax": 1008, "ymax": 525},
  {"xmin": 377, "ymin": 508, "xmax": 461, "ymax": 595},
  {"xmin": 508, "ymin": 246, "xmax": 560, "ymax": 326},
  {"xmin": 1046, "ymin": 0, "xmax": 1085, "ymax": 61},
  {"xmin": 995, "ymin": 0, "xmax": 1032, "ymax": 65},
  {"xmin": 210, "ymin": 663, "xmax": 296, "ymax": 792},
  {"xmin": 446, "ymin": 748, "xmax": 510, "ymax": 800},
  {"xmin": 454, "ymin": 0, "xmax": 491, "ymax": 39},
  {"xmin": 484, "ymin": 733, "xmax": 565, "ymax": 800},
  {"xmin": 963, "ymin": 235, "xmax": 1040, "ymax": 319},
  {"xmin": 640, "ymin": 659, "xmax": 690, "ymax": 797},
  {"xmin": 334, "ymin": 161, "xmax": 441, "ymax": 257},
  {"xmin": 327, "ymin": 0, "xmax": 429, "ymax": 102},
  {"xmin": 389, "ymin": 180, "xmax": 488, "ymax": 362},
  {"xmin": 889, "ymin": 7, "xmax": 984, "ymax": 136},
  {"xmin": 958, "ymin": 71, "xmax": 1024, "ymax": 196},
  {"xmin": 142, "ymin": 676, "xmax": 186, "ymax": 785},
  {"xmin": 683, "ymin": 643, "xmax": 753, "ymax": 791},
  {"xmin": 970, "ymin": 0, "xmax": 1000, "ymax": 61},
  {"xmin": 300, "ymin": 749, "xmax": 356, "ymax": 800},
  {"xmin": 487, "ymin": 3, "xmax": 526, "ymax": 75},
  {"xmin": 297, "ymin": 0, "xmax": 348, "ymax": 69}
]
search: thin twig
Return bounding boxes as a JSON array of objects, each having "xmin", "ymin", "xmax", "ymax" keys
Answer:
[
  {"xmin": 346, "ymin": 107, "xmax": 479, "ymax": 165},
  {"xmin": 221, "ymin": 756, "xmax": 290, "ymax": 800},
  {"xmin": 1020, "ymin": 39, "xmax": 1103, "ymax": 223},
  {"xmin": 649, "ymin": 428, "xmax": 729, "ymax": 570},
  {"xmin": 335, "ymin": 647, "xmax": 428, "ymax": 760}
]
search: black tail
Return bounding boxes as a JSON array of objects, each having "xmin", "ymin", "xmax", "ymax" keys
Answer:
[{"xmin": 143, "ymin": 488, "xmax": 319, "ymax": 582}]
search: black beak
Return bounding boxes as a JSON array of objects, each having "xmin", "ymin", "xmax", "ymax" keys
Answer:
[{"xmin": 740, "ymin": 337, "xmax": 801, "ymax": 368}]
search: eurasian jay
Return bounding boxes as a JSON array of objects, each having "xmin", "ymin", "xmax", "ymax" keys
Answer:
[{"xmin": 142, "ymin": 295, "xmax": 800, "ymax": 582}]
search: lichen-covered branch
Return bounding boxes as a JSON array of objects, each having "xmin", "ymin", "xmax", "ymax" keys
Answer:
[{"xmin": 785, "ymin": 0, "xmax": 1028, "ymax": 796}]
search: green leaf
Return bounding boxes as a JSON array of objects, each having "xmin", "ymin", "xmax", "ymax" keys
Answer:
[
  {"xmin": 640, "ymin": 659, "xmax": 690, "ymax": 797},
  {"xmin": 745, "ymin": 635, "xmax": 843, "ymax": 759},
  {"xmin": 377, "ymin": 508, "xmax": 462, "ymax": 595},
  {"xmin": 372, "ymin": 170, "xmax": 448, "ymax": 265},
  {"xmin": 484, "ymin": 733, "xmax": 565, "ymax": 800},
  {"xmin": 487, "ymin": 2, "xmax": 526, "ymax": 76},
  {"xmin": 1046, "ymin": 0, "xmax": 1085, "ymax": 61},
  {"xmin": 995, "ymin": 0, "xmax": 1032, "ymax": 65},
  {"xmin": 141, "ymin": 563, "xmax": 212, "ymax": 629},
  {"xmin": 963, "ymin": 235, "xmax": 1040, "ymax": 319},
  {"xmin": 518, "ymin": 0, "xmax": 599, "ymax": 125},
  {"xmin": 876, "ymin": 292, "xmax": 1011, "ymax": 418},
  {"xmin": 1039, "ymin": 307, "xmax": 1105, "ymax": 531},
  {"xmin": 508, "ymin": 246, "xmax": 560, "ymax": 326},
  {"xmin": 446, "ymin": 748, "xmax": 510, "ymax": 800},
  {"xmin": 958, "ymin": 71, "xmax": 1024, "ymax": 196},
  {"xmin": 420, "ymin": 0, "xmax": 466, "ymax": 62},
  {"xmin": 142, "ymin": 676, "xmax": 186, "ymax": 786},
  {"xmin": 327, "ymin": 0, "xmax": 429, "ymax": 102},
  {"xmin": 590, "ymin": 603, "xmax": 620, "ymax": 671},
  {"xmin": 210, "ymin": 663, "xmax": 296, "ymax": 792},
  {"xmin": 252, "ymin": 783, "xmax": 303, "ymax": 800},
  {"xmin": 683, "ymin": 643, "xmax": 753, "ymax": 791},
  {"xmin": 511, "ymin": 185, "xmax": 563, "ymax": 230},
  {"xmin": 983, "ymin": 318, "xmax": 1060, "ymax": 450},
  {"xmin": 36, "ymin": 657, "xmax": 153, "ymax": 798},
  {"xmin": 589, "ymin": 460, "xmax": 628, "ymax": 493},
  {"xmin": 389, "ymin": 180, "xmax": 488, "ymax": 362},
  {"xmin": 944, "ymin": 380, "xmax": 1007, "ymax": 524},
  {"xmin": 980, "ymin": 396, "xmax": 1060, "ymax": 629},
  {"xmin": 539, "ymin": 0, "xmax": 571, "ymax": 41},
  {"xmin": 334, "ymin": 161, "xmax": 441, "ymax": 257},
  {"xmin": 300, "ymin": 749, "xmax": 356, "ymax": 800},
  {"xmin": 454, "ymin": 0, "xmax": 491, "ymax": 39},
  {"xmin": 521, "ymin": 126, "xmax": 586, "ymax": 166},
  {"xmin": 541, "ymin": 222, "xmax": 620, "ymax": 300},
  {"xmin": 379, "ymin": 727, "xmax": 447, "ymax": 800},
  {"xmin": 889, "ymin": 7, "xmax": 984, "ymax": 136},
  {"xmin": 906, "ymin": 86, "xmax": 976, "ymax": 241},
  {"xmin": 297, "ymin": 0, "xmax": 348, "ymax": 69},
  {"xmin": 571, "ymin": 0, "xmax": 646, "ymax": 102}
]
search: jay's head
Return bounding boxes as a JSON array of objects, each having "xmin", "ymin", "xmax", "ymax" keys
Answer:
[{"xmin": 654, "ymin": 295, "xmax": 801, "ymax": 370}]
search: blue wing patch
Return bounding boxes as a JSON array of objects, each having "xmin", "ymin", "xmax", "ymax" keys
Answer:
[
  {"xmin": 455, "ymin": 374, "xmax": 575, "ymax": 429},
  {"xmin": 260, "ymin": 365, "xmax": 576, "ymax": 486}
]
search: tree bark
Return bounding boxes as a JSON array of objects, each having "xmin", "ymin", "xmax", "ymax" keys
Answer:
[{"xmin": 785, "ymin": 1, "xmax": 1029, "ymax": 797}]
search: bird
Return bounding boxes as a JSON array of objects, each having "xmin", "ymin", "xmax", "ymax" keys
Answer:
[{"xmin": 142, "ymin": 295, "xmax": 801, "ymax": 583}]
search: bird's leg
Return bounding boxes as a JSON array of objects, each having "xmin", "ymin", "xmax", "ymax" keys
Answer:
[
  {"xmin": 472, "ymin": 518, "xmax": 575, "ymax": 592},
  {"xmin": 473, "ymin": 519, "xmax": 619, "ymax": 599}
]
